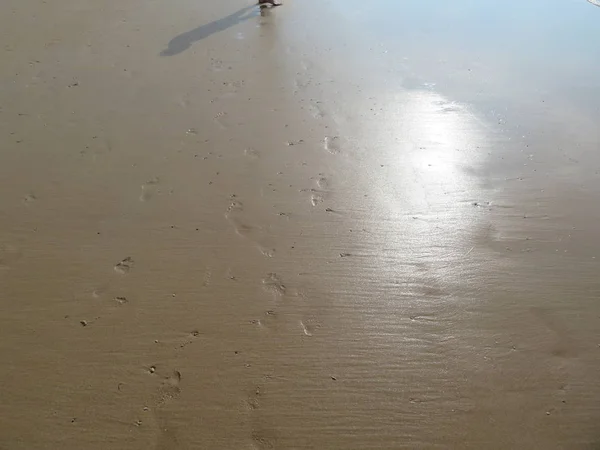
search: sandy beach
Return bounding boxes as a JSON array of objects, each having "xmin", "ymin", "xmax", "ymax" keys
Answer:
[{"xmin": 1, "ymin": 0, "xmax": 600, "ymax": 448}]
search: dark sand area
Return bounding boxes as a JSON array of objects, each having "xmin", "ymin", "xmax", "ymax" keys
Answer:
[{"xmin": 1, "ymin": 0, "xmax": 600, "ymax": 448}]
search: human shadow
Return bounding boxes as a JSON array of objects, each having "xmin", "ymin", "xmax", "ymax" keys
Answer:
[{"xmin": 160, "ymin": 5, "xmax": 258, "ymax": 56}]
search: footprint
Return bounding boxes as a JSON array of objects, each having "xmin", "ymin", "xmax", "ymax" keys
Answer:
[
  {"xmin": 90, "ymin": 285, "xmax": 108, "ymax": 299},
  {"xmin": 246, "ymin": 395, "xmax": 260, "ymax": 411},
  {"xmin": 114, "ymin": 296, "xmax": 129, "ymax": 305},
  {"xmin": 262, "ymin": 273, "xmax": 286, "ymax": 297},
  {"xmin": 229, "ymin": 218, "xmax": 257, "ymax": 239},
  {"xmin": 140, "ymin": 177, "xmax": 160, "ymax": 202},
  {"xmin": 222, "ymin": 80, "xmax": 244, "ymax": 90},
  {"xmin": 114, "ymin": 257, "xmax": 134, "ymax": 274},
  {"xmin": 244, "ymin": 147, "xmax": 261, "ymax": 159},
  {"xmin": 244, "ymin": 383, "xmax": 263, "ymax": 411},
  {"xmin": 79, "ymin": 317, "xmax": 100, "ymax": 327},
  {"xmin": 293, "ymin": 76, "xmax": 310, "ymax": 91},
  {"xmin": 309, "ymin": 102, "xmax": 326, "ymax": 119},
  {"xmin": 299, "ymin": 318, "xmax": 320, "ymax": 337},
  {"xmin": 153, "ymin": 371, "xmax": 183, "ymax": 449},
  {"xmin": 156, "ymin": 370, "xmax": 182, "ymax": 406},
  {"xmin": 202, "ymin": 268, "xmax": 212, "ymax": 287},
  {"xmin": 300, "ymin": 59, "xmax": 313, "ymax": 72},
  {"xmin": 258, "ymin": 246, "xmax": 276, "ymax": 258},
  {"xmin": 323, "ymin": 136, "xmax": 341, "ymax": 154},
  {"xmin": 214, "ymin": 112, "xmax": 236, "ymax": 130},
  {"xmin": 247, "ymin": 382, "xmax": 278, "ymax": 448},
  {"xmin": 89, "ymin": 284, "xmax": 130, "ymax": 303},
  {"xmin": 300, "ymin": 187, "xmax": 327, "ymax": 207},
  {"xmin": 209, "ymin": 57, "xmax": 225, "ymax": 72},
  {"xmin": 315, "ymin": 176, "xmax": 330, "ymax": 190},
  {"xmin": 229, "ymin": 219, "xmax": 274, "ymax": 254},
  {"xmin": 226, "ymin": 199, "xmax": 244, "ymax": 214},
  {"xmin": 23, "ymin": 193, "xmax": 37, "ymax": 204},
  {"xmin": 225, "ymin": 198, "xmax": 277, "ymax": 258},
  {"xmin": 251, "ymin": 429, "xmax": 277, "ymax": 449},
  {"xmin": 219, "ymin": 80, "xmax": 245, "ymax": 100},
  {"xmin": 310, "ymin": 194, "xmax": 324, "ymax": 206}
]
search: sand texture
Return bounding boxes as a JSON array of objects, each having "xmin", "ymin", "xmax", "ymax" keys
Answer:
[{"xmin": 1, "ymin": 0, "xmax": 600, "ymax": 448}]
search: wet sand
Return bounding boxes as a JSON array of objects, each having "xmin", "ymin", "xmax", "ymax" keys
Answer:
[{"xmin": 1, "ymin": 0, "xmax": 600, "ymax": 448}]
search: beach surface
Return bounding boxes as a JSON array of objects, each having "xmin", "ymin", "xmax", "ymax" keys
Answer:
[{"xmin": 1, "ymin": 0, "xmax": 600, "ymax": 448}]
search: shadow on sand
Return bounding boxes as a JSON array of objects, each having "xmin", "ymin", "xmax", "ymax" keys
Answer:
[{"xmin": 160, "ymin": 6, "xmax": 260, "ymax": 56}]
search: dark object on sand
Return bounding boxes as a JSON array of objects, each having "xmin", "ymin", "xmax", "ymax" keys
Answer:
[{"xmin": 259, "ymin": 0, "xmax": 282, "ymax": 6}]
